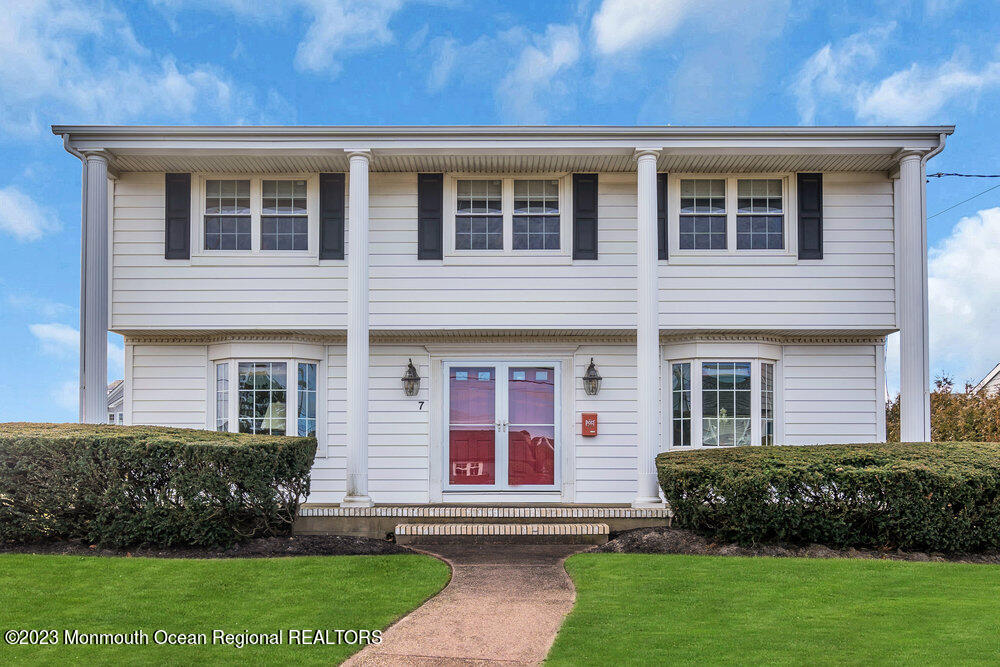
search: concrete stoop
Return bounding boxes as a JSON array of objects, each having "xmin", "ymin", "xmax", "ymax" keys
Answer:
[
  {"xmin": 295, "ymin": 504, "xmax": 670, "ymax": 539},
  {"xmin": 394, "ymin": 522, "xmax": 610, "ymax": 545}
]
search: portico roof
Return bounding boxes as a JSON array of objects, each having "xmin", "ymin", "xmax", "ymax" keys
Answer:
[{"xmin": 53, "ymin": 124, "xmax": 954, "ymax": 175}]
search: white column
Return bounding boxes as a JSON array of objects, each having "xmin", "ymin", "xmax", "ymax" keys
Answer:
[
  {"xmin": 898, "ymin": 151, "xmax": 931, "ymax": 442},
  {"xmin": 343, "ymin": 151, "xmax": 373, "ymax": 506},
  {"xmin": 80, "ymin": 152, "xmax": 110, "ymax": 423},
  {"xmin": 634, "ymin": 150, "xmax": 665, "ymax": 507}
]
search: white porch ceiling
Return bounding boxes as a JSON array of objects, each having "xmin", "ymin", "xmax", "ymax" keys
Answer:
[{"xmin": 109, "ymin": 151, "xmax": 903, "ymax": 174}]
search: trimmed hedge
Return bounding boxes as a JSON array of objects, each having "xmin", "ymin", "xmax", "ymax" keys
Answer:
[
  {"xmin": 0, "ymin": 423, "xmax": 316, "ymax": 547},
  {"xmin": 657, "ymin": 442, "xmax": 1000, "ymax": 553}
]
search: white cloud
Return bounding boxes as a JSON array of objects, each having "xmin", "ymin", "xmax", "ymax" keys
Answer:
[
  {"xmin": 793, "ymin": 24, "xmax": 1000, "ymax": 124},
  {"xmin": 426, "ymin": 24, "xmax": 582, "ymax": 123},
  {"xmin": 498, "ymin": 25, "xmax": 582, "ymax": 123},
  {"xmin": 153, "ymin": 0, "xmax": 406, "ymax": 76},
  {"xmin": 6, "ymin": 291, "xmax": 72, "ymax": 319},
  {"xmin": 0, "ymin": 0, "xmax": 279, "ymax": 134},
  {"xmin": 29, "ymin": 323, "xmax": 124, "ymax": 375},
  {"xmin": 53, "ymin": 380, "xmax": 79, "ymax": 413},
  {"xmin": 925, "ymin": 208, "xmax": 1000, "ymax": 386},
  {"xmin": 792, "ymin": 23, "xmax": 895, "ymax": 125},
  {"xmin": 294, "ymin": 0, "xmax": 403, "ymax": 74},
  {"xmin": 856, "ymin": 58, "xmax": 1000, "ymax": 124},
  {"xmin": 29, "ymin": 323, "xmax": 79, "ymax": 357},
  {"xmin": 591, "ymin": 0, "xmax": 698, "ymax": 55},
  {"xmin": 0, "ymin": 186, "xmax": 60, "ymax": 241}
]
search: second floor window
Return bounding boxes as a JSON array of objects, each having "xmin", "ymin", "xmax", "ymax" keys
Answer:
[
  {"xmin": 456, "ymin": 179, "xmax": 503, "ymax": 250},
  {"xmin": 453, "ymin": 177, "xmax": 563, "ymax": 253},
  {"xmin": 680, "ymin": 179, "xmax": 727, "ymax": 250},
  {"xmin": 204, "ymin": 179, "xmax": 251, "ymax": 250},
  {"xmin": 737, "ymin": 179, "xmax": 784, "ymax": 250},
  {"xmin": 262, "ymin": 180, "xmax": 308, "ymax": 250},
  {"xmin": 513, "ymin": 179, "xmax": 560, "ymax": 250},
  {"xmin": 673, "ymin": 175, "xmax": 789, "ymax": 255},
  {"xmin": 201, "ymin": 176, "xmax": 313, "ymax": 253}
]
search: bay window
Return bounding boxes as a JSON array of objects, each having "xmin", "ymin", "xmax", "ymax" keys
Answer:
[
  {"xmin": 667, "ymin": 356, "xmax": 780, "ymax": 448},
  {"xmin": 212, "ymin": 357, "xmax": 321, "ymax": 438},
  {"xmin": 448, "ymin": 176, "xmax": 567, "ymax": 255},
  {"xmin": 670, "ymin": 175, "xmax": 792, "ymax": 255}
]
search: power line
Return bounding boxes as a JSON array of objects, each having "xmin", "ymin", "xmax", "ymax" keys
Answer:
[
  {"xmin": 928, "ymin": 172, "xmax": 1000, "ymax": 178},
  {"xmin": 928, "ymin": 182, "xmax": 1000, "ymax": 220}
]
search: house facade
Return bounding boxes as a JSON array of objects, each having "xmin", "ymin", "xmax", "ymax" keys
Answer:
[{"xmin": 55, "ymin": 125, "xmax": 950, "ymax": 508}]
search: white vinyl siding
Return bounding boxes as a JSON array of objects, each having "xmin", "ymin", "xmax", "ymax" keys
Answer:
[
  {"xmin": 129, "ymin": 344, "xmax": 207, "ymax": 428},
  {"xmin": 112, "ymin": 171, "xmax": 895, "ymax": 333},
  {"xmin": 305, "ymin": 344, "xmax": 346, "ymax": 504},
  {"xmin": 574, "ymin": 345, "xmax": 638, "ymax": 504},
  {"xmin": 369, "ymin": 347, "xmax": 431, "ymax": 504},
  {"xmin": 659, "ymin": 172, "xmax": 896, "ymax": 330},
  {"xmin": 369, "ymin": 172, "xmax": 637, "ymax": 329},
  {"xmin": 110, "ymin": 172, "xmax": 348, "ymax": 331},
  {"xmin": 781, "ymin": 343, "xmax": 879, "ymax": 444}
]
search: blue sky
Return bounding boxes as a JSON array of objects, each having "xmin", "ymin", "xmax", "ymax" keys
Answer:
[{"xmin": 2, "ymin": 0, "xmax": 1000, "ymax": 422}]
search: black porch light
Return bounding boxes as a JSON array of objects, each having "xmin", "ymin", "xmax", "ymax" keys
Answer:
[
  {"xmin": 582, "ymin": 358, "xmax": 602, "ymax": 396},
  {"xmin": 401, "ymin": 359, "xmax": 421, "ymax": 397}
]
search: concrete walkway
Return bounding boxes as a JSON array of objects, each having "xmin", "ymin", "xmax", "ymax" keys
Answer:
[{"xmin": 345, "ymin": 544, "xmax": 585, "ymax": 666}]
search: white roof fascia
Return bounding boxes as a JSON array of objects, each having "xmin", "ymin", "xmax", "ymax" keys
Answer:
[{"xmin": 53, "ymin": 125, "xmax": 956, "ymax": 156}]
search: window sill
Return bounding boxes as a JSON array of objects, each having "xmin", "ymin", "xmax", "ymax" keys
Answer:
[
  {"xmin": 189, "ymin": 253, "xmax": 321, "ymax": 266},
  {"xmin": 443, "ymin": 253, "xmax": 574, "ymax": 266},
  {"xmin": 663, "ymin": 254, "xmax": 798, "ymax": 266}
]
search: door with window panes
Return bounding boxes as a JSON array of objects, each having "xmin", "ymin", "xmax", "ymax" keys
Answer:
[{"xmin": 445, "ymin": 362, "xmax": 560, "ymax": 490}]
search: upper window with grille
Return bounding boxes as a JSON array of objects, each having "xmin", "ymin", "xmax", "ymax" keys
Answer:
[
  {"xmin": 204, "ymin": 179, "xmax": 251, "ymax": 250},
  {"xmin": 513, "ymin": 179, "xmax": 560, "ymax": 250},
  {"xmin": 199, "ymin": 176, "xmax": 314, "ymax": 254},
  {"xmin": 679, "ymin": 179, "xmax": 727, "ymax": 250},
  {"xmin": 737, "ymin": 179, "xmax": 784, "ymax": 250},
  {"xmin": 262, "ymin": 180, "xmax": 308, "ymax": 251},
  {"xmin": 449, "ymin": 176, "xmax": 566, "ymax": 256},
  {"xmin": 670, "ymin": 175, "xmax": 790, "ymax": 256},
  {"xmin": 456, "ymin": 179, "xmax": 503, "ymax": 250}
]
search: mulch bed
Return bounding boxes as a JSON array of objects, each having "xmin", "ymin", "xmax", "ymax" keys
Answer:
[
  {"xmin": 0, "ymin": 535, "xmax": 413, "ymax": 559},
  {"xmin": 592, "ymin": 527, "xmax": 1000, "ymax": 564}
]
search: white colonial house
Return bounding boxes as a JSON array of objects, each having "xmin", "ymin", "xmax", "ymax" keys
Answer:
[{"xmin": 54, "ymin": 124, "xmax": 950, "ymax": 529}]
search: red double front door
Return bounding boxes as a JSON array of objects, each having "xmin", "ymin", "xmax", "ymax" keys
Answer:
[{"xmin": 447, "ymin": 363, "xmax": 557, "ymax": 489}]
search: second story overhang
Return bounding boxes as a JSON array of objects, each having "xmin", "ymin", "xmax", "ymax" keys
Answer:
[{"xmin": 52, "ymin": 125, "xmax": 954, "ymax": 176}]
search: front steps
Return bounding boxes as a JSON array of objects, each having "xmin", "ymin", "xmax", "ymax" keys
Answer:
[
  {"xmin": 295, "ymin": 504, "xmax": 670, "ymax": 540},
  {"xmin": 395, "ymin": 522, "xmax": 610, "ymax": 545}
]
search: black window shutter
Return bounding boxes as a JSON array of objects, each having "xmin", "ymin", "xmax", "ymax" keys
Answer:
[
  {"xmin": 319, "ymin": 173, "xmax": 346, "ymax": 260},
  {"xmin": 164, "ymin": 173, "xmax": 190, "ymax": 260},
  {"xmin": 573, "ymin": 173, "xmax": 599, "ymax": 260},
  {"xmin": 417, "ymin": 173, "xmax": 444, "ymax": 260},
  {"xmin": 657, "ymin": 173, "xmax": 668, "ymax": 260},
  {"xmin": 797, "ymin": 173, "xmax": 823, "ymax": 260}
]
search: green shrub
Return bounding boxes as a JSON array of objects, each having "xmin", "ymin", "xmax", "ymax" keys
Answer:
[
  {"xmin": 887, "ymin": 376, "xmax": 1000, "ymax": 443},
  {"xmin": 0, "ymin": 423, "xmax": 316, "ymax": 547},
  {"xmin": 657, "ymin": 442, "xmax": 1000, "ymax": 553}
]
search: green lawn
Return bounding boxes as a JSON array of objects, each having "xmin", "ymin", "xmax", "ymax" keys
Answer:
[
  {"xmin": 549, "ymin": 554, "xmax": 1000, "ymax": 665},
  {"xmin": 0, "ymin": 553, "xmax": 449, "ymax": 665}
]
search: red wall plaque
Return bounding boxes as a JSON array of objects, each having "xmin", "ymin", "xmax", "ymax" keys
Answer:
[{"xmin": 582, "ymin": 413, "xmax": 598, "ymax": 437}]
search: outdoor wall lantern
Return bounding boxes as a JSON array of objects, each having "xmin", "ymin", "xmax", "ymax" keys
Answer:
[
  {"xmin": 401, "ymin": 359, "xmax": 421, "ymax": 397},
  {"xmin": 582, "ymin": 358, "xmax": 602, "ymax": 396}
]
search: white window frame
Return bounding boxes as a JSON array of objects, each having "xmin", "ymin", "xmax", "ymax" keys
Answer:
[
  {"xmin": 668, "ymin": 173, "xmax": 798, "ymax": 259},
  {"xmin": 192, "ymin": 173, "xmax": 320, "ymax": 258},
  {"xmin": 443, "ymin": 174, "xmax": 572, "ymax": 261},
  {"xmin": 442, "ymin": 359, "xmax": 562, "ymax": 492},
  {"xmin": 210, "ymin": 356, "xmax": 324, "ymax": 440},
  {"xmin": 663, "ymin": 343, "xmax": 783, "ymax": 450}
]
